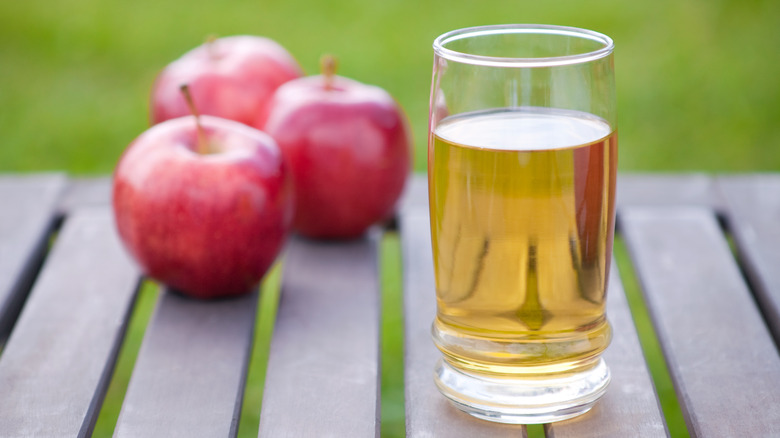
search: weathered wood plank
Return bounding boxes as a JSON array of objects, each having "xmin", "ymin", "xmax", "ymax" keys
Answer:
[
  {"xmin": 620, "ymin": 207, "xmax": 780, "ymax": 437},
  {"xmin": 57, "ymin": 176, "xmax": 112, "ymax": 215},
  {"xmin": 398, "ymin": 174, "xmax": 428, "ymax": 215},
  {"xmin": 717, "ymin": 175, "xmax": 780, "ymax": 343},
  {"xmin": 616, "ymin": 174, "xmax": 722, "ymax": 212},
  {"xmin": 0, "ymin": 208, "xmax": 140, "ymax": 437},
  {"xmin": 400, "ymin": 208, "xmax": 527, "ymax": 437},
  {"xmin": 545, "ymin": 262, "xmax": 667, "ymax": 438},
  {"xmin": 114, "ymin": 289, "xmax": 258, "ymax": 438},
  {"xmin": 258, "ymin": 234, "xmax": 381, "ymax": 437},
  {"xmin": 0, "ymin": 173, "xmax": 67, "ymax": 338}
]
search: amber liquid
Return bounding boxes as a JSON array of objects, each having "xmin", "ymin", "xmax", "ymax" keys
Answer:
[{"xmin": 429, "ymin": 107, "xmax": 617, "ymax": 376}]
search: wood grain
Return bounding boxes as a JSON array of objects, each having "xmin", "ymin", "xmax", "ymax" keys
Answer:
[
  {"xmin": 0, "ymin": 208, "xmax": 140, "ymax": 437},
  {"xmin": 0, "ymin": 173, "xmax": 66, "ymax": 338},
  {"xmin": 57, "ymin": 176, "xmax": 112, "ymax": 215},
  {"xmin": 617, "ymin": 174, "xmax": 722, "ymax": 212},
  {"xmin": 620, "ymin": 207, "xmax": 780, "ymax": 437},
  {"xmin": 258, "ymin": 234, "xmax": 382, "ymax": 437},
  {"xmin": 114, "ymin": 289, "xmax": 258, "ymax": 438},
  {"xmin": 718, "ymin": 175, "xmax": 780, "ymax": 343}
]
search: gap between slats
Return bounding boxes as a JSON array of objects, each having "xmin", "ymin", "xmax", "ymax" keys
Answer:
[
  {"xmin": 91, "ymin": 280, "xmax": 159, "ymax": 437},
  {"xmin": 8, "ymin": 173, "xmax": 722, "ymax": 437},
  {"xmin": 0, "ymin": 179, "xmax": 68, "ymax": 348},
  {"xmin": 24, "ymin": 174, "xmax": 778, "ymax": 436},
  {"xmin": 619, "ymin": 207, "xmax": 780, "ymax": 437},
  {"xmin": 236, "ymin": 263, "xmax": 283, "ymax": 438},
  {"xmin": 0, "ymin": 208, "xmax": 142, "ymax": 437},
  {"xmin": 0, "ymin": 223, "xmax": 59, "ymax": 355},
  {"xmin": 717, "ymin": 216, "xmax": 780, "ymax": 350},
  {"xmin": 243, "ymin": 231, "xmax": 405, "ymax": 437},
  {"xmin": 380, "ymin": 231, "xmax": 407, "ymax": 438},
  {"xmin": 86, "ymin": 173, "xmax": 407, "ymax": 436},
  {"xmin": 612, "ymin": 236, "xmax": 689, "ymax": 438},
  {"xmin": 91, "ymin": 231, "xmax": 408, "ymax": 438},
  {"xmin": 92, "ymin": 267, "xmax": 282, "ymax": 438}
]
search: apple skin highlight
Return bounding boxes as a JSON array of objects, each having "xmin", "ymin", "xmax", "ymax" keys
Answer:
[
  {"xmin": 261, "ymin": 74, "xmax": 412, "ymax": 239},
  {"xmin": 150, "ymin": 35, "xmax": 303, "ymax": 129},
  {"xmin": 113, "ymin": 115, "xmax": 293, "ymax": 299}
]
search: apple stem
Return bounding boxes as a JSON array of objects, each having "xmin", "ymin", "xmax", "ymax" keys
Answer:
[
  {"xmin": 320, "ymin": 54, "xmax": 338, "ymax": 90},
  {"xmin": 205, "ymin": 34, "xmax": 218, "ymax": 59},
  {"xmin": 179, "ymin": 84, "xmax": 210, "ymax": 155}
]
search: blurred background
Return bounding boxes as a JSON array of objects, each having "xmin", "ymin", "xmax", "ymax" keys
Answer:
[
  {"xmin": 1, "ymin": 0, "xmax": 778, "ymax": 174},
  {"xmin": 1, "ymin": 1, "xmax": 778, "ymax": 437}
]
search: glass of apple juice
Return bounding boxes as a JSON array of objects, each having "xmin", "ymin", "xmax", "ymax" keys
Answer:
[{"xmin": 427, "ymin": 24, "xmax": 618, "ymax": 424}]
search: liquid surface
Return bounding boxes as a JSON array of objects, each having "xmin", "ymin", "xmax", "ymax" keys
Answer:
[{"xmin": 429, "ymin": 108, "xmax": 617, "ymax": 373}]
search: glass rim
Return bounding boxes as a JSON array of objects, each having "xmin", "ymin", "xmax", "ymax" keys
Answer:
[{"xmin": 433, "ymin": 24, "xmax": 614, "ymax": 68}]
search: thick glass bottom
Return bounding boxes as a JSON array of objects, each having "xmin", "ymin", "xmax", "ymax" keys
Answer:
[{"xmin": 434, "ymin": 357, "xmax": 610, "ymax": 424}]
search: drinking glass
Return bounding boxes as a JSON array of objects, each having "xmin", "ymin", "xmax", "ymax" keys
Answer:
[{"xmin": 428, "ymin": 24, "xmax": 617, "ymax": 424}]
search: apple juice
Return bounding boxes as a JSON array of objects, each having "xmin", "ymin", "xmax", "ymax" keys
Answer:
[{"xmin": 428, "ymin": 107, "xmax": 617, "ymax": 376}]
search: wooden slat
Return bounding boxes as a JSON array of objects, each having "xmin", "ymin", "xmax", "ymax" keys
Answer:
[
  {"xmin": 0, "ymin": 208, "xmax": 140, "ymax": 437},
  {"xmin": 617, "ymin": 174, "xmax": 722, "ymax": 212},
  {"xmin": 717, "ymin": 175, "xmax": 780, "ymax": 343},
  {"xmin": 398, "ymin": 174, "xmax": 428, "ymax": 216},
  {"xmin": 114, "ymin": 289, "xmax": 258, "ymax": 438},
  {"xmin": 258, "ymin": 234, "xmax": 381, "ymax": 437},
  {"xmin": 620, "ymin": 207, "xmax": 780, "ymax": 437},
  {"xmin": 546, "ymin": 262, "xmax": 667, "ymax": 437},
  {"xmin": 400, "ymin": 209, "xmax": 527, "ymax": 437},
  {"xmin": 57, "ymin": 176, "xmax": 112, "ymax": 215},
  {"xmin": 0, "ymin": 173, "xmax": 66, "ymax": 337}
]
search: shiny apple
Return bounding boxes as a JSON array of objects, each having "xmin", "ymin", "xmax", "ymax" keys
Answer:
[
  {"xmin": 150, "ymin": 35, "xmax": 303, "ymax": 128},
  {"xmin": 260, "ymin": 57, "xmax": 412, "ymax": 239},
  {"xmin": 113, "ymin": 110, "xmax": 293, "ymax": 299}
]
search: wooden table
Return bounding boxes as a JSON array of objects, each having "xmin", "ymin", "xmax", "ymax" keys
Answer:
[{"xmin": 1, "ymin": 173, "xmax": 779, "ymax": 437}]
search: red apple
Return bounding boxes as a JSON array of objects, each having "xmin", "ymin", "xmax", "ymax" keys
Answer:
[
  {"xmin": 113, "ymin": 104, "xmax": 293, "ymax": 299},
  {"xmin": 150, "ymin": 35, "xmax": 303, "ymax": 128},
  {"xmin": 259, "ymin": 57, "xmax": 412, "ymax": 239}
]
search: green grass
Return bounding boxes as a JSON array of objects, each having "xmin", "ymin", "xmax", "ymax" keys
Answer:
[
  {"xmin": 1, "ymin": 0, "xmax": 778, "ymax": 174},
  {"xmin": 614, "ymin": 238, "xmax": 690, "ymax": 437},
  {"xmin": 237, "ymin": 263, "xmax": 283, "ymax": 438},
  {"xmin": 527, "ymin": 424, "xmax": 546, "ymax": 438},
  {"xmin": 3, "ymin": 1, "xmax": 778, "ymax": 436},
  {"xmin": 380, "ymin": 232, "xmax": 406, "ymax": 437},
  {"xmin": 92, "ymin": 280, "xmax": 159, "ymax": 437}
]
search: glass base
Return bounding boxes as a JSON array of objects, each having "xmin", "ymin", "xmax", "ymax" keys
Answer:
[{"xmin": 434, "ymin": 357, "xmax": 610, "ymax": 424}]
